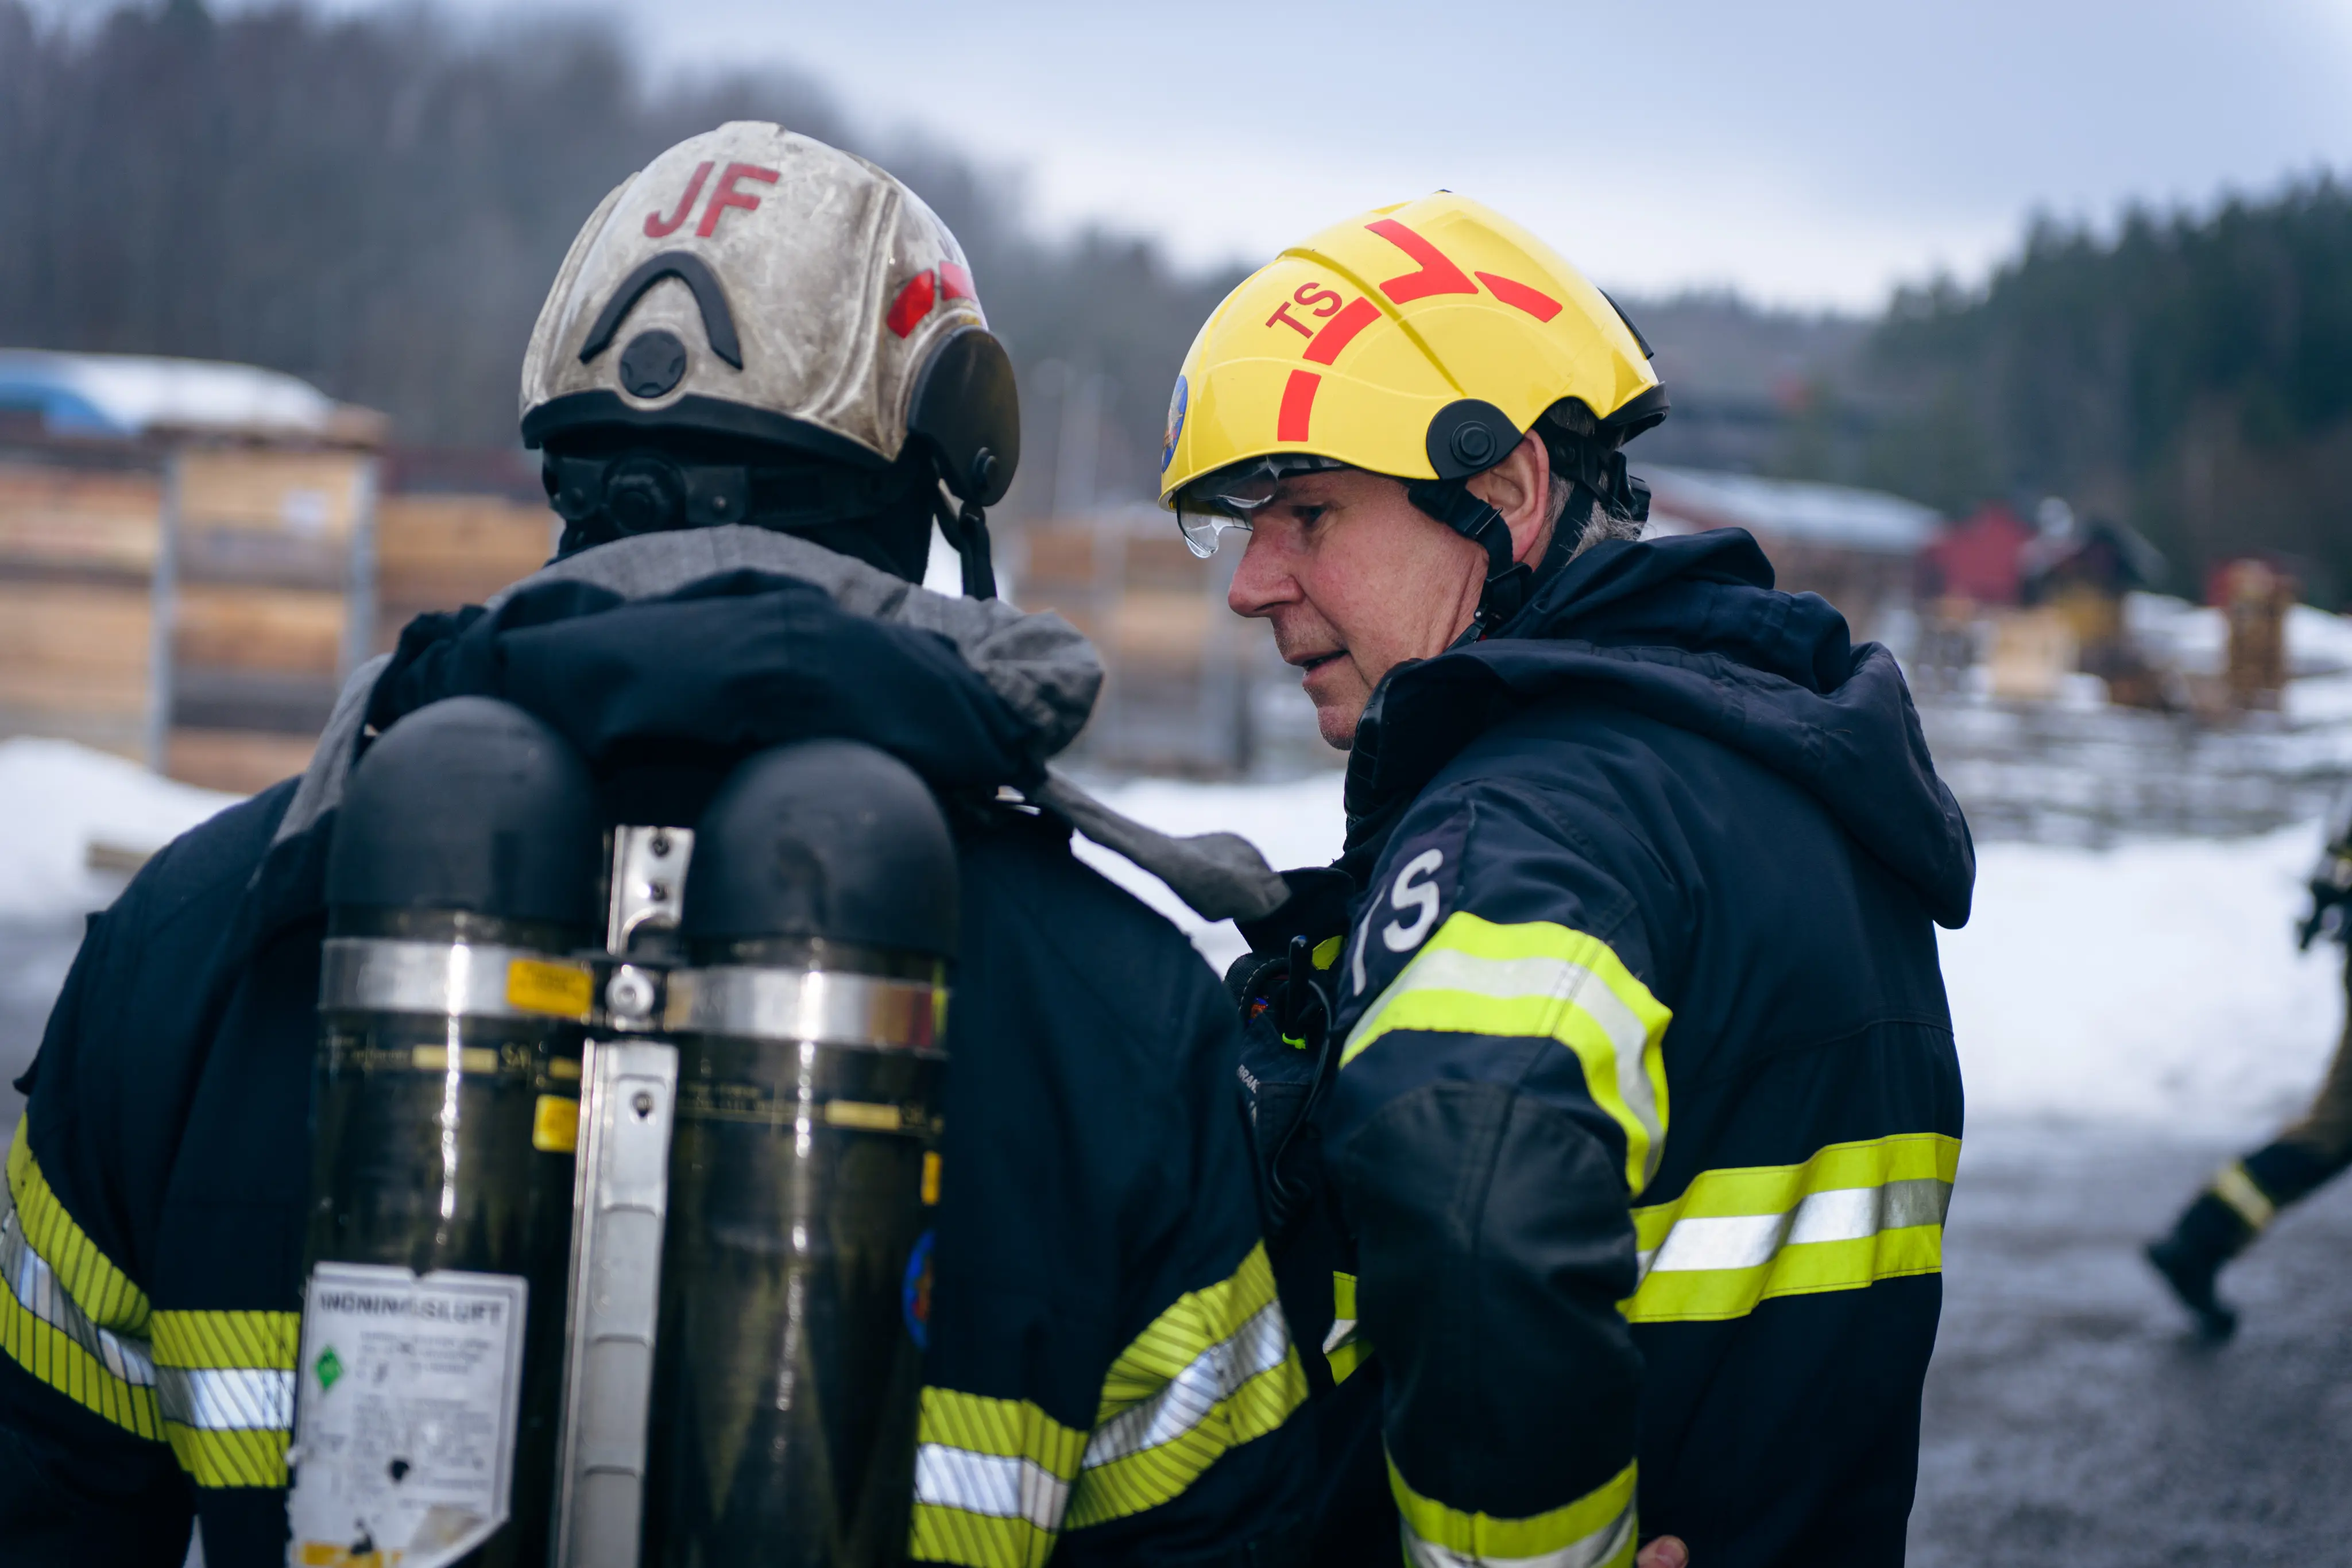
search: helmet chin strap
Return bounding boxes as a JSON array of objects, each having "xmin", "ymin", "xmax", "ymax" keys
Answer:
[
  {"xmin": 930, "ymin": 482, "xmax": 997, "ymax": 600},
  {"xmin": 1413, "ymin": 440, "xmax": 1655, "ymax": 648},
  {"xmin": 1407, "ymin": 479, "xmax": 1530, "ymax": 647}
]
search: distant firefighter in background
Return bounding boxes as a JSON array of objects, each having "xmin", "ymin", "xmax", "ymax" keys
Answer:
[{"xmin": 2147, "ymin": 781, "xmax": 2352, "ymax": 1338}]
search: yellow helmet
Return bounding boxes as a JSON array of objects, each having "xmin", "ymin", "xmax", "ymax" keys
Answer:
[{"xmin": 1158, "ymin": 192, "xmax": 1667, "ymax": 609}]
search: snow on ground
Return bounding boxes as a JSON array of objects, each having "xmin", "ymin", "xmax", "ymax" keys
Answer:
[
  {"xmin": 2126, "ymin": 591, "xmax": 2352, "ymax": 681},
  {"xmin": 1943, "ymin": 824, "xmax": 2340, "ymax": 1133},
  {"xmin": 0, "ymin": 738, "xmax": 242, "ymax": 920},
  {"xmin": 1081, "ymin": 774, "xmax": 2343, "ymax": 1140}
]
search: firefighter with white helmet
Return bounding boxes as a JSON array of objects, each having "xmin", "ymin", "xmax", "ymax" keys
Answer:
[
  {"xmin": 1174, "ymin": 195, "xmax": 1972, "ymax": 1565},
  {"xmin": 0, "ymin": 123, "xmax": 1312, "ymax": 1567},
  {"xmin": 519, "ymin": 123, "xmax": 1018, "ymax": 584}
]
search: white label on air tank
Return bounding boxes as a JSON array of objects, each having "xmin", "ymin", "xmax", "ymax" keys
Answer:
[{"xmin": 284, "ymin": 1263, "xmax": 528, "ymax": 1568}]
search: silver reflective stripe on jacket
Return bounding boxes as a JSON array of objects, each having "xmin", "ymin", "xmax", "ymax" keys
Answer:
[
  {"xmin": 157, "ymin": 1364, "xmax": 295, "ymax": 1431},
  {"xmin": 915, "ymin": 1445, "xmax": 1073, "ymax": 1534},
  {"xmin": 1080, "ymin": 1299, "xmax": 1291, "ymax": 1472},
  {"xmin": 0, "ymin": 1211, "xmax": 156, "ymax": 1389},
  {"xmin": 1638, "ymin": 1176, "xmax": 1952, "ymax": 1281}
]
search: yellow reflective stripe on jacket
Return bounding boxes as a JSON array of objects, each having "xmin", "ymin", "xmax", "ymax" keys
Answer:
[
  {"xmin": 911, "ymin": 1388, "xmax": 1086, "ymax": 1567},
  {"xmin": 912, "ymin": 1243, "xmax": 1310, "ymax": 1562},
  {"xmin": 153, "ymin": 1309, "xmax": 297, "ymax": 1488},
  {"xmin": 1624, "ymin": 1133, "xmax": 1959, "ymax": 1325},
  {"xmin": 1339, "ymin": 915, "xmax": 1672, "ymax": 1194},
  {"xmin": 1322, "ymin": 1269, "xmax": 1369, "ymax": 1384},
  {"xmin": 7, "ymin": 1121, "xmax": 152, "ymax": 1337},
  {"xmin": 0, "ymin": 1121, "xmax": 162, "ymax": 1439},
  {"xmin": 1066, "ymin": 1241, "xmax": 1307, "ymax": 1530},
  {"xmin": 1391, "ymin": 1454, "xmax": 1638, "ymax": 1568}
]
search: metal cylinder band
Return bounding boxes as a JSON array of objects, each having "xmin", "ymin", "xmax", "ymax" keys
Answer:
[
  {"xmin": 319, "ymin": 937, "xmax": 597, "ymax": 1023},
  {"xmin": 662, "ymin": 965, "xmax": 944, "ymax": 1051}
]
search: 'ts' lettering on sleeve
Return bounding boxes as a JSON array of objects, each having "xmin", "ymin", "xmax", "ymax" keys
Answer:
[{"xmin": 1326, "ymin": 785, "xmax": 1671, "ymax": 1567}]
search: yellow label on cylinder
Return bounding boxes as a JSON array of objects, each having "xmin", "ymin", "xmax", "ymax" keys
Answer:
[
  {"xmin": 410, "ymin": 1044, "xmax": 498, "ymax": 1074},
  {"xmin": 533, "ymin": 1094, "xmax": 581, "ymax": 1153},
  {"xmin": 506, "ymin": 958, "xmax": 593, "ymax": 1020},
  {"xmin": 823, "ymin": 1100, "xmax": 904, "ymax": 1132},
  {"xmin": 922, "ymin": 1151, "xmax": 942, "ymax": 1205}
]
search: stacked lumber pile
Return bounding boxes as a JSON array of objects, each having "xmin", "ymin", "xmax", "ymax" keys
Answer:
[
  {"xmin": 0, "ymin": 460, "xmax": 164, "ymax": 761},
  {"xmin": 162, "ymin": 449, "xmax": 375, "ymax": 792},
  {"xmin": 0, "ymin": 448, "xmax": 562, "ymax": 794},
  {"xmin": 374, "ymin": 493, "xmax": 554, "ymax": 645},
  {"xmin": 1011, "ymin": 512, "xmax": 1254, "ymax": 776}
]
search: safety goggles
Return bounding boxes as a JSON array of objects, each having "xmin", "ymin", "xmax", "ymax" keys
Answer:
[{"xmin": 1174, "ymin": 454, "xmax": 1350, "ymax": 558}]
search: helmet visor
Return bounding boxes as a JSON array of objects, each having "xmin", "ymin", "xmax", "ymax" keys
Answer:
[{"xmin": 1174, "ymin": 454, "xmax": 1349, "ymax": 558}]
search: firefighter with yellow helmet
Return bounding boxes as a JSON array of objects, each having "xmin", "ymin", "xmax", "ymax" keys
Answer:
[{"xmin": 1171, "ymin": 196, "xmax": 1973, "ymax": 1565}]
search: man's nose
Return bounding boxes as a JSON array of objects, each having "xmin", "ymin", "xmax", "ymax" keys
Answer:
[{"xmin": 1227, "ymin": 528, "xmax": 1297, "ymax": 619}]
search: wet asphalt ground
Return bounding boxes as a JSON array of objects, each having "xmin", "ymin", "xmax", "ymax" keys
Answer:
[
  {"xmin": 1911, "ymin": 1118, "xmax": 2352, "ymax": 1566},
  {"xmin": 1, "ymin": 924, "xmax": 2348, "ymax": 1566}
]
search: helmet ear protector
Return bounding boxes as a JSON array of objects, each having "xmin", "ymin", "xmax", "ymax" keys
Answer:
[
  {"xmin": 908, "ymin": 326, "xmax": 1021, "ymax": 598},
  {"xmin": 910, "ymin": 327, "xmax": 1019, "ymax": 508}
]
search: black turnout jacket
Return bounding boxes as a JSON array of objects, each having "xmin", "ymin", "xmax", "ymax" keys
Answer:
[
  {"xmin": 0, "ymin": 563, "xmax": 1309, "ymax": 1567},
  {"xmin": 1238, "ymin": 529, "xmax": 1972, "ymax": 1568}
]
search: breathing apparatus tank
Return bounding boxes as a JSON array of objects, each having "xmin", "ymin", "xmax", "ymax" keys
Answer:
[
  {"xmin": 640, "ymin": 740, "xmax": 956, "ymax": 1564},
  {"xmin": 289, "ymin": 698, "xmax": 604, "ymax": 1568},
  {"xmin": 290, "ymin": 700, "xmax": 954, "ymax": 1568}
]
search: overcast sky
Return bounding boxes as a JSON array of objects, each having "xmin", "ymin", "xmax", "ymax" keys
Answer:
[{"xmin": 106, "ymin": 0, "xmax": 2352, "ymax": 309}]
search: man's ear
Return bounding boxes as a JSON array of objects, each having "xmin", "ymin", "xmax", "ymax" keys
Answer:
[{"xmin": 1464, "ymin": 433, "xmax": 1555, "ymax": 567}]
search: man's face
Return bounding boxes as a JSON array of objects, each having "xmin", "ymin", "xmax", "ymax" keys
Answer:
[{"xmin": 1224, "ymin": 469, "xmax": 1489, "ymax": 749}]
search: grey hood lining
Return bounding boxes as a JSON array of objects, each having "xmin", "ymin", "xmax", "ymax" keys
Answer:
[{"xmin": 276, "ymin": 525, "xmax": 1290, "ymax": 923}]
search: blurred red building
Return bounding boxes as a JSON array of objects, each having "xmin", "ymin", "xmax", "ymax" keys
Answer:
[{"xmin": 1919, "ymin": 502, "xmax": 2033, "ymax": 606}]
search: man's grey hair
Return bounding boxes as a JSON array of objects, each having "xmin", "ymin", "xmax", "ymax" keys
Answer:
[
  {"xmin": 1539, "ymin": 400, "xmax": 1642, "ymax": 562},
  {"xmin": 1549, "ymin": 480, "xmax": 1642, "ymax": 562}
]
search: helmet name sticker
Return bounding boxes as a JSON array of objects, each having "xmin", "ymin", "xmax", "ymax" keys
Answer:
[
  {"xmin": 697, "ymin": 161, "xmax": 780, "ymax": 238},
  {"xmin": 1266, "ymin": 280, "xmax": 1344, "ymax": 338},
  {"xmin": 639, "ymin": 158, "xmax": 780, "ymax": 242},
  {"xmin": 643, "ymin": 160, "xmax": 713, "ymax": 238}
]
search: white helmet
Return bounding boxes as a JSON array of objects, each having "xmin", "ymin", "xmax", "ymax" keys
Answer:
[{"xmin": 519, "ymin": 122, "xmax": 1018, "ymax": 587}]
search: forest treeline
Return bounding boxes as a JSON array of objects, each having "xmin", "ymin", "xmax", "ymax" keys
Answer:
[
  {"xmin": 1804, "ymin": 181, "xmax": 2352, "ymax": 599},
  {"xmin": 3, "ymin": 1, "xmax": 2347, "ymax": 594},
  {"xmin": 0, "ymin": 0, "xmax": 1234, "ymax": 513}
]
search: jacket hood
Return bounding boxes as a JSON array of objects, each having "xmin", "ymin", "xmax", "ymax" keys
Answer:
[{"xmin": 1347, "ymin": 528, "xmax": 1976, "ymax": 928}]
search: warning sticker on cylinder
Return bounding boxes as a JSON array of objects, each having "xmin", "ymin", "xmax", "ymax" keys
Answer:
[{"xmin": 285, "ymin": 1264, "xmax": 528, "ymax": 1568}]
